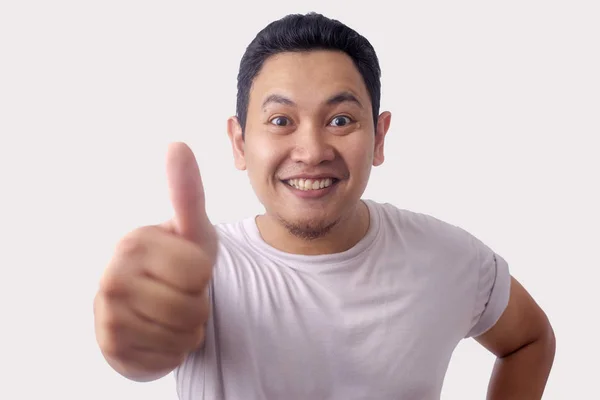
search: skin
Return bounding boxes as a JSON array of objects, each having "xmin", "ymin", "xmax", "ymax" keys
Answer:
[
  {"xmin": 227, "ymin": 50, "xmax": 555, "ymax": 398},
  {"xmin": 476, "ymin": 277, "xmax": 556, "ymax": 399},
  {"xmin": 95, "ymin": 143, "xmax": 217, "ymax": 382},
  {"xmin": 228, "ymin": 50, "xmax": 391, "ymax": 255},
  {"xmin": 95, "ymin": 48, "xmax": 555, "ymax": 395}
]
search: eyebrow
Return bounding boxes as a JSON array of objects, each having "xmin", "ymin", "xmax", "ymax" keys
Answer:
[
  {"xmin": 326, "ymin": 91, "xmax": 363, "ymax": 108},
  {"xmin": 261, "ymin": 91, "xmax": 363, "ymax": 109}
]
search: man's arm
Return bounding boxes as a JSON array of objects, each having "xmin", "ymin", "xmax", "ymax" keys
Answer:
[{"xmin": 475, "ymin": 276, "xmax": 556, "ymax": 399}]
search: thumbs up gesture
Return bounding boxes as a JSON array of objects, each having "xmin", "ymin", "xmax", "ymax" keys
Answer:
[{"xmin": 94, "ymin": 143, "xmax": 217, "ymax": 382}]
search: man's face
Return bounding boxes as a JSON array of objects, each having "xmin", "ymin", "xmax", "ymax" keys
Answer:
[{"xmin": 228, "ymin": 50, "xmax": 391, "ymax": 238}]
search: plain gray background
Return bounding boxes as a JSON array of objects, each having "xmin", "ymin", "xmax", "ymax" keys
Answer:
[{"xmin": 1, "ymin": 1, "xmax": 598, "ymax": 398}]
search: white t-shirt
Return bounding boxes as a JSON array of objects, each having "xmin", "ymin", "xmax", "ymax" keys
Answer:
[{"xmin": 174, "ymin": 200, "xmax": 511, "ymax": 400}]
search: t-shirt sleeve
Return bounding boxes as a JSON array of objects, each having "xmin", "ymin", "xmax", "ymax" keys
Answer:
[{"xmin": 465, "ymin": 237, "xmax": 512, "ymax": 338}]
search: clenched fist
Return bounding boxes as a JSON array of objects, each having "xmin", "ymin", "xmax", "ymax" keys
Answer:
[{"xmin": 94, "ymin": 142, "xmax": 217, "ymax": 382}]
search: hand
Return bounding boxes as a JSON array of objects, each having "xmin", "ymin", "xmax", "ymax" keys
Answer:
[{"xmin": 93, "ymin": 142, "xmax": 217, "ymax": 381}]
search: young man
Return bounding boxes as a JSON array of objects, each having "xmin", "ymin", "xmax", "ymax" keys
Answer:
[{"xmin": 94, "ymin": 13, "xmax": 556, "ymax": 399}]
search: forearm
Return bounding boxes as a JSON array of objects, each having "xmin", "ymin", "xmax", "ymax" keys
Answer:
[{"xmin": 486, "ymin": 329, "xmax": 556, "ymax": 400}]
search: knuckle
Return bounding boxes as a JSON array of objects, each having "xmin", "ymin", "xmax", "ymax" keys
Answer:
[
  {"xmin": 117, "ymin": 228, "xmax": 151, "ymax": 259},
  {"xmin": 97, "ymin": 327, "xmax": 126, "ymax": 359},
  {"xmin": 103, "ymin": 310, "xmax": 122, "ymax": 333},
  {"xmin": 98, "ymin": 271, "xmax": 126, "ymax": 297},
  {"xmin": 95, "ymin": 296, "xmax": 123, "ymax": 333}
]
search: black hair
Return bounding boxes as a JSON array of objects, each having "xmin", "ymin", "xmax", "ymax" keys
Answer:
[{"xmin": 236, "ymin": 12, "xmax": 381, "ymax": 136}]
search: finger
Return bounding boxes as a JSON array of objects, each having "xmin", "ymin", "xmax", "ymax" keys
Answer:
[
  {"xmin": 96, "ymin": 293, "xmax": 204, "ymax": 355},
  {"xmin": 165, "ymin": 142, "xmax": 215, "ymax": 246},
  {"xmin": 127, "ymin": 274, "xmax": 210, "ymax": 332},
  {"xmin": 125, "ymin": 226, "xmax": 213, "ymax": 294},
  {"xmin": 118, "ymin": 346, "xmax": 186, "ymax": 374},
  {"xmin": 127, "ymin": 321, "xmax": 205, "ymax": 356}
]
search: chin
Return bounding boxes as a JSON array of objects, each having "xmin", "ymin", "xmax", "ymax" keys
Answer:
[{"xmin": 277, "ymin": 214, "xmax": 339, "ymax": 241}]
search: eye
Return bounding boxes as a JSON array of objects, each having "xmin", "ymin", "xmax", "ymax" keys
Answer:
[
  {"xmin": 270, "ymin": 116, "xmax": 291, "ymax": 127},
  {"xmin": 329, "ymin": 115, "xmax": 353, "ymax": 127}
]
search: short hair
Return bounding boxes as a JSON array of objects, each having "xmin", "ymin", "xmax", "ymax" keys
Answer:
[{"xmin": 236, "ymin": 12, "xmax": 382, "ymax": 136}]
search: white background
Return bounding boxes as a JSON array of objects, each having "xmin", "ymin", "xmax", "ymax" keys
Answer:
[{"xmin": 1, "ymin": 1, "xmax": 598, "ymax": 399}]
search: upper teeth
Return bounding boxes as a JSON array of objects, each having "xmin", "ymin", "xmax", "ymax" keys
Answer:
[{"xmin": 287, "ymin": 178, "xmax": 333, "ymax": 190}]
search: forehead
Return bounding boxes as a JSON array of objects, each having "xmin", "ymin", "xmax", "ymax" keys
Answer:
[{"xmin": 248, "ymin": 50, "xmax": 370, "ymax": 108}]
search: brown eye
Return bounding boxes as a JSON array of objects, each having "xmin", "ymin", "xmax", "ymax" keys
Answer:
[
  {"xmin": 270, "ymin": 116, "xmax": 290, "ymax": 126},
  {"xmin": 329, "ymin": 116, "xmax": 352, "ymax": 127}
]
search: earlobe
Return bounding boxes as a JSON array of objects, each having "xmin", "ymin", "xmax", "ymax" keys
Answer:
[
  {"xmin": 227, "ymin": 116, "xmax": 247, "ymax": 171},
  {"xmin": 373, "ymin": 111, "xmax": 391, "ymax": 167}
]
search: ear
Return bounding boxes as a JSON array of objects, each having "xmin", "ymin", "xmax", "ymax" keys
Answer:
[
  {"xmin": 373, "ymin": 111, "xmax": 391, "ymax": 167},
  {"xmin": 227, "ymin": 116, "xmax": 246, "ymax": 170}
]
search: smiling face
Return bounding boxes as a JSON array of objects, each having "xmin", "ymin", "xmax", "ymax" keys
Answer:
[{"xmin": 228, "ymin": 50, "xmax": 391, "ymax": 248}]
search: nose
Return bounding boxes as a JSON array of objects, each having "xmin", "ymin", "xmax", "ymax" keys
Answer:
[{"xmin": 290, "ymin": 127, "xmax": 335, "ymax": 166}]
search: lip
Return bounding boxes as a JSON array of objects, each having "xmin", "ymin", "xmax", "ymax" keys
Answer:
[
  {"xmin": 282, "ymin": 179, "xmax": 340, "ymax": 199},
  {"xmin": 280, "ymin": 172, "xmax": 343, "ymax": 181}
]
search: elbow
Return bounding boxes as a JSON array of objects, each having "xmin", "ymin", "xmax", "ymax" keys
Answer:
[
  {"xmin": 543, "ymin": 320, "xmax": 556, "ymax": 361},
  {"xmin": 530, "ymin": 313, "xmax": 556, "ymax": 367},
  {"xmin": 503, "ymin": 313, "xmax": 556, "ymax": 362}
]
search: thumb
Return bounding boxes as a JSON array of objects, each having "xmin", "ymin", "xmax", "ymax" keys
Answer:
[{"xmin": 165, "ymin": 142, "xmax": 215, "ymax": 246}]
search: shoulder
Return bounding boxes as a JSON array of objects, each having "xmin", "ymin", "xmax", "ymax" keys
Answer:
[
  {"xmin": 367, "ymin": 200, "xmax": 478, "ymax": 252},
  {"xmin": 366, "ymin": 200, "xmax": 505, "ymax": 283}
]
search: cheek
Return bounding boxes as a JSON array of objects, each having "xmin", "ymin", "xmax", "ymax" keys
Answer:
[
  {"xmin": 245, "ymin": 137, "xmax": 287, "ymax": 181},
  {"xmin": 345, "ymin": 136, "xmax": 375, "ymax": 173}
]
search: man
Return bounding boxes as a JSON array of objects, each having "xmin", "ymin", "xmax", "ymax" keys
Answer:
[{"xmin": 94, "ymin": 12, "xmax": 556, "ymax": 399}]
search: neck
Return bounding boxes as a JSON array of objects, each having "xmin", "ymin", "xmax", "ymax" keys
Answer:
[{"xmin": 255, "ymin": 200, "xmax": 370, "ymax": 255}]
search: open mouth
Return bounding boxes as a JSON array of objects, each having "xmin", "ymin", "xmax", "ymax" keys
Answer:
[{"xmin": 284, "ymin": 177, "xmax": 340, "ymax": 191}]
